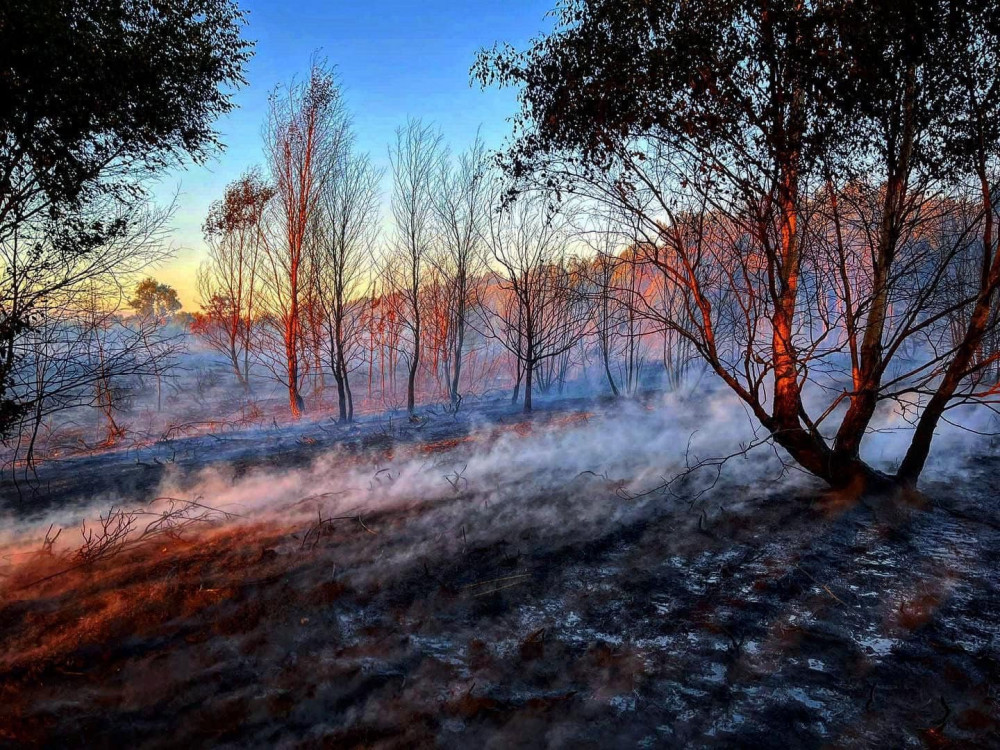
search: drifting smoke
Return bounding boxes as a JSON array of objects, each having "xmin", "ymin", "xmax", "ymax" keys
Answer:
[{"xmin": 2, "ymin": 380, "xmax": 993, "ymax": 561}]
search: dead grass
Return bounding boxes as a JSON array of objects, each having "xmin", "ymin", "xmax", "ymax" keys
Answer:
[{"xmin": 0, "ymin": 521, "xmax": 307, "ymax": 744}]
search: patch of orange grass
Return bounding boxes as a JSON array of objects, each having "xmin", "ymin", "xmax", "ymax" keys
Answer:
[
  {"xmin": 0, "ymin": 517, "xmax": 337, "ymax": 745},
  {"xmin": 0, "ymin": 522, "xmax": 296, "ymax": 676},
  {"xmin": 548, "ymin": 411, "xmax": 593, "ymax": 427},
  {"xmin": 417, "ymin": 435, "xmax": 479, "ymax": 455},
  {"xmin": 409, "ymin": 412, "xmax": 594, "ymax": 458}
]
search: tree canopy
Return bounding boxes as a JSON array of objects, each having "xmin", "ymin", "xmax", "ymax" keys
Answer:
[
  {"xmin": 0, "ymin": 0, "xmax": 251, "ymax": 225},
  {"xmin": 129, "ymin": 278, "xmax": 183, "ymax": 320},
  {"xmin": 474, "ymin": 0, "xmax": 1000, "ymax": 183},
  {"xmin": 475, "ymin": 0, "xmax": 1000, "ymax": 490},
  {"xmin": 0, "ymin": 0, "xmax": 251, "ymax": 436}
]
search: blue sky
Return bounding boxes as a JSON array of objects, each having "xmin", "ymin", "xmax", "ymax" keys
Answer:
[{"xmin": 153, "ymin": 0, "xmax": 555, "ymax": 306}]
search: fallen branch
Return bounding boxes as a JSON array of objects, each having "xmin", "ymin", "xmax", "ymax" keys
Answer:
[
  {"xmin": 15, "ymin": 497, "xmax": 238, "ymax": 590},
  {"xmin": 301, "ymin": 511, "xmax": 378, "ymax": 550},
  {"xmin": 794, "ymin": 563, "xmax": 850, "ymax": 607},
  {"xmin": 472, "ymin": 579, "xmax": 528, "ymax": 597},
  {"xmin": 464, "ymin": 572, "xmax": 532, "ymax": 597}
]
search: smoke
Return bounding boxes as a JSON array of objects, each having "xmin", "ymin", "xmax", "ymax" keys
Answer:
[
  {"xmin": 0, "ymin": 390, "xmax": 758, "ymax": 550},
  {"xmin": 1, "ymin": 375, "xmax": 993, "ymax": 566}
]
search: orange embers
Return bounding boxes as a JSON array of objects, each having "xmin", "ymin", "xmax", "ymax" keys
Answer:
[{"xmin": 418, "ymin": 436, "xmax": 475, "ymax": 455}]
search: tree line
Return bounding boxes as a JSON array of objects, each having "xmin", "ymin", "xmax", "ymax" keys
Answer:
[{"xmin": 189, "ymin": 59, "xmax": 704, "ymax": 421}]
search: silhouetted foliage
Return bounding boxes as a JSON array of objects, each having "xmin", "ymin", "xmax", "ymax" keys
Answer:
[
  {"xmin": 129, "ymin": 278, "xmax": 183, "ymax": 321},
  {"xmin": 0, "ymin": 0, "xmax": 251, "ymax": 436}
]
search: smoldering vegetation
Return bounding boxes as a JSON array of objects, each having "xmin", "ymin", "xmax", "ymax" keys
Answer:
[{"xmin": 1, "ymin": 393, "xmax": 998, "ymax": 747}]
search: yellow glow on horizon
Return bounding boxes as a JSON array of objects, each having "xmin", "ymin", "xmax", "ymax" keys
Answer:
[{"xmin": 148, "ymin": 246, "xmax": 204, "ymax": 313}]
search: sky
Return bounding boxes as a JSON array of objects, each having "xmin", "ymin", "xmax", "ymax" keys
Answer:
[{"xmin": 150, "ymin": 0, "xmax": 555, "ymax": 309}]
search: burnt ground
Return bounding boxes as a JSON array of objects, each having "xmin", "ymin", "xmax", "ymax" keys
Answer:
[{"xmin": 1, "ymin": 398, "xmax": 999, "ymax": 748}]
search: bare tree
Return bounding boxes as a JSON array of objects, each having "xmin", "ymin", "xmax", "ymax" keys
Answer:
[
  {"xmin": 387, "ymin": 118, "xmax": 444, "ymax": 416},
  {"xmin": 431, "ymin": 134, "xmax": 490, "ymax": 408},
  {"xmin": 261, "ymin": 60, "xmax": 346, "ymax": 418},
  {"xmin": 196, "ymin": 170, "xmax": 273, "ymax": 393},
  {"xmin": 419, "ymin": 266, "xmax": 454, "ymax": 400},
  {"xmin": 314, "ymin": 143, "xmax": 382, "ymax": 422},
  {"xmin": 366, "ymin": 280, "xmax": 407, "ymax": 408},
  {"xmin": 1, "ymin": 190, "xmax": 178, "ymax": 432},
  {"xmin": 577, "ymin": 221, "xmax": 656, "ymax": 397},
  {"xmin": 479, "ymin": 190, "xmax": 588, "ymax": 412}
]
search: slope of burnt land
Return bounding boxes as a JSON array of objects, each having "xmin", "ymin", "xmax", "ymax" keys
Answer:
[{"xmin": 1, "ymin": 416, "xmax": 998, "ymax": 748}]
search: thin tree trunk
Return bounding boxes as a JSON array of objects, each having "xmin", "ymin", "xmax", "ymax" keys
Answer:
[
  {"xmin": 346, "ymin": 376, "xmax": 354, "ymax": 422},
  {"xmin": 524, "ymin": 358, "xmax": 533, "ymax": 412},
  {"xmin": 286, "ymin": 317, "xmax": 304, "ymax": 418},
  {"xmin": 450, "ymin": 313, "xmax": 465, "ymax": 406},
  {"xmin": 334, "ymin": 368, "xmax": 348, "ymax": 422},
  {"xmin": 833, "ymin": 66, "xmax": 916, "ymax": 462},
  {"xmin": 408, "ymin": 319, "xmax": 420, "ymax": 415},
  {"xmin": 511, "ymin": 360, "xmax": 523, "ymax": 405},
  {"xmin": 602, "ymin": 341, "xmax": 620, "ymax": 397}
]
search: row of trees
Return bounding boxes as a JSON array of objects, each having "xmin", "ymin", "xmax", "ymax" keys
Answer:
[
  {"xmin": 191, "ymin": 62, "xmax": 634, "ymax": 420},
  {"xmin": 191, "ymin": 61, "xmax": 717, "ymax": 421}
]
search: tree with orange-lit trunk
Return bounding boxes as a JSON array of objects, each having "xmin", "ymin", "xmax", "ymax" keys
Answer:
[
  {"xmin": 261, "ymin": 61, "xmax": 344, "ymax": 419},
  {"xmin": 477, "ymin": 0, "xmax": 1000, "ymax": 493}
]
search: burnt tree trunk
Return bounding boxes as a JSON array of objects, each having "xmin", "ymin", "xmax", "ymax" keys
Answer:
[{"xmin": 523, "ymin": 357, "xmax": 534, "ymax": 413}]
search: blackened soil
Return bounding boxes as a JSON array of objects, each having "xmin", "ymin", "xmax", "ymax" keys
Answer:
[
  {"xmin": 3, "ymin": 471, "xmax": 999, "ymax": 747},
  {"xmin": 1, "ymin": 401, "xmax": 998, "ymax": 748}
]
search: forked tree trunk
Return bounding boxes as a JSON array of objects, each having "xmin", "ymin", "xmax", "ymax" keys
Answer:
[
  {"xmin": 450, "ymin": 309, "xmax": 466, "ymax": 406},
  {"xmin": 332, "ymin": 312, "xmax": 352, "ymax": 423},
  {"xmin": 832, "ymin": 67, "xmax": 916, "ymax": 465},
  {"xmin": 286, "ymin": 317, "xmax": 304, "ymax": 418},
  {"xmin": 407, "ymin": 322, "xmax": 420, "ymax": 416}
]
